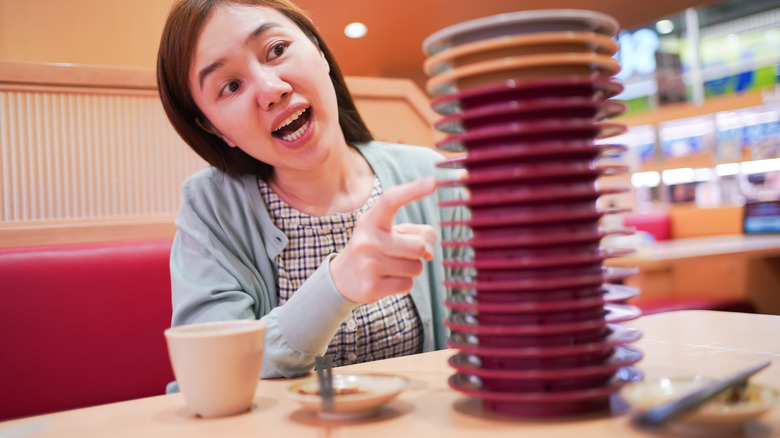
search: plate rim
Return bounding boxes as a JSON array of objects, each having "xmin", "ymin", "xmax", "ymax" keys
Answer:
[
  {"xmin": 423, "ymin": 9, "xmax": 620, "ymax": 55},
  {"xmin": 424, "ymin": 30, "xmax": 620, "ymax": 75}
]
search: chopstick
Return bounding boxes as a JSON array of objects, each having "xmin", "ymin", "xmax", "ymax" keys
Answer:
[
  {"xmin": 315, "ymin": 355, "xmax": 335, "ymax": 413},
  {"xmin": 632, "ymin": 360, "xmax": 771, "ymax": 428}
]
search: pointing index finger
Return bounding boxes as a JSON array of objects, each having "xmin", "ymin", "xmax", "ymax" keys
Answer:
[{"xmin": 369, "ymin": 176, "xmax": 436, "ymax": 231}]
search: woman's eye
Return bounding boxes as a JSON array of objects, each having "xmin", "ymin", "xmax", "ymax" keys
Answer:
[
  {"xmin": 269, "ymin": 42, "xmax": 288, "ymax": 60},
  {"xmin": 220, "ymin": 80, "xmax": 241, "ymax": 97}
]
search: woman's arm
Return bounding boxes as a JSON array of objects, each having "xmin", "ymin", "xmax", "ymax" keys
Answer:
[{"xmin": 169, "ymin": 170, "xmax": 358, "ymax": 379}]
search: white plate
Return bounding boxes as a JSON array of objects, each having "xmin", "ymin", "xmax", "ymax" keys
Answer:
[
  {"xmin": 620, "ymin": 376, "xmax": 779, "ymax": 427},
  {"xmin": 422, "ymin": 9, "xmax": 620, "ymax": 56},
  {"xmin": 285, "ymin": 373, "xmax": 409, "ymax": 420}
]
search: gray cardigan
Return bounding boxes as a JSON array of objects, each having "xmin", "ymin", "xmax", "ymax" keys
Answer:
[{"xmin": 169, "ymin": 141, "xmax": 466, "ymax": 381}]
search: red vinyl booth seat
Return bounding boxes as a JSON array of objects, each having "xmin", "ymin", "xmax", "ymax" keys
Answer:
[
  {"xmin": 0, "ymin": 239, "xmax": 175, "ymax": 421},
  {"xmin": 622, "ymin": 212, "xmax": 672, "ymax": 241}
]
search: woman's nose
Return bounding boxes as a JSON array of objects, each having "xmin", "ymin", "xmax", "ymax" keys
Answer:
[{"xmin": 252, "ymin": 67, "xmax": 292, "ymax": 110}]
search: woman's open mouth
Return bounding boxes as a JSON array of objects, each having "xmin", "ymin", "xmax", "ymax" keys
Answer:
[{"xmin": 272, "ymin": 107, "xmax": 312, "ymax": 142}]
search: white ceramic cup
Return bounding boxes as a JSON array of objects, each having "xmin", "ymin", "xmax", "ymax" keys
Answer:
[{"xmin": 164, "ymin": 319, "xmax": 266, "ymax": 418}]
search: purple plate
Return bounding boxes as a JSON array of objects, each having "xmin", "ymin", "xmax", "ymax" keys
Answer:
[
  {"xmin": 439, "ymin": 185, "xmax": 629, "ymax": 208},
  {"xmin": 476, "ymin": 264, "xmax": 637, "ymax": 286},
  {"xmin": 466, "ymin": 200, "xmax": 599, "ymax": 226},
  {"xmin": 431, "ymin": 77, "xmax": 624, "ymax": 115},
  {"xmin": 443, "ymin": 265, "xmax": 639, "ymax": 291},
  {"xmin": 442, "ymin": 223, "xmax": 633, "ymax": 249},
  {"xmin": 444, "ymin": 303, "xmax": 641, "ymax": 335},
  {"xmin": 446, "ymin": 322, "xmax": 642, "ymax": 357},
  {"xmin": 435, "ymin": 98, "xmax": 626, "ymax": 134},
  {"xmin": 436, "ymin": 142, "xmax": 625, "ymax": 167},
  {"xmin": 449, "ymin": 284, "xmax": 606, "ymax": 304},
  {"xmin": 441, "ymin": 206, "xmax": 630, "ymax": 228},
  {"xmin": 437, "ymin": 162, "xmax": 628, "ymax": 188},
  {"xmin": 444, "ymin": 284, "xmax": 639, "ymax": 313},
  {"xmin": 444, "ymin": 247, "xmax": 636, "ymax": 270},
  {"xmin": 448, "ymin": 366, "xmax": 642, "ymax": 417},
  {"xmin": 435, "ymin": 120, "xmax": 627, "ymax": 152},
  {"xmin": 459, "ymin": 305, "xmax": 607, "ymax": 326},
  {"xmin": 470, "ymin": 284, "xmax": 637, "ymax": 305},
  {"xmin": 449, "ymin": 345, "xmax": 643, "ymax": 375},
  {"xmin": 449, "ymin": 323, "xmax": 608, "ymax": 349}
]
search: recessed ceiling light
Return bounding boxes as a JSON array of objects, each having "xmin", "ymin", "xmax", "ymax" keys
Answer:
[
  {"xmin": 344, "ymin": 22, "xmax": 367, "ymax": 39},
  {"xmin": 655, "ymin": 19, "xmax": 674, "ymax": 34}
]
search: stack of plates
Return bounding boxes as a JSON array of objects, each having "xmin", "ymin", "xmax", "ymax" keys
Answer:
[{"xmin": 423, "ymin": 10, "xmax": 643, "ymax": 417}]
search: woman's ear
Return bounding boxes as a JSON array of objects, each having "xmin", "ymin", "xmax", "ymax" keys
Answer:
[{"xmin": 196, "ymin": 117, "xmax": 237, "ymax": 147}]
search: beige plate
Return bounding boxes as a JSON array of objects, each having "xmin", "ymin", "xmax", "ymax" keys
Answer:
[
  {"xmin": 426, "ymin": 53, "xmax": 621, "ymax": 96},
  {"xmin": 424, "ymin": 31, "xmax": 619, "ymax": 76},
  {"xmin": 620, "ymin": 376, "xmax": 779, "ymax": 427},
  {"xmin": 285, "ymin": 373, "xmax": 410, "ymax": 420}
]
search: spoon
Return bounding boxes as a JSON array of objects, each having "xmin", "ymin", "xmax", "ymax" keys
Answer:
[
  {"xmin": 632, "ymin": 360, "xmax": 771, "ymax": 428},
  {"xmin": 315, "ymin": 355, "xmax": 335, "ymax": 413}
]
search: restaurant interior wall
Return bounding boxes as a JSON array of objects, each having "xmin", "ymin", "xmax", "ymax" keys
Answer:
[
  {"xmin": 0, "ymin": 0, "xmax": 176, "ymax": 69},
  {"xmin": 0, "ymin": 0, "xmax": 754, "ymax": 246},
  {"xmin": 613, "ymin": 0, "xmax": 780, "ymax": 238},
  {"xmin": 0, "ymin": 63, "xmax": 439, "ymax": 248}
]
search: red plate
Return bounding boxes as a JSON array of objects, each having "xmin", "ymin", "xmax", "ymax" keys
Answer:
[
  {"xmin": 449, "ymin": 345, "xmax": 643, "ymax": 375},
  {"xmin": 435, "ymin": 120, "xmax": 626, "ymax": 152},
  {"xmin": 444, "ymin": 247, "xmax": 635, "ymax": 270},
  {"xmin": 442, "ymin": 224, "xmax": 633, "ymax": 249},
  {"xmin": 448, "ymin": 366, "xmax": 642, "ymax": 417},
  {"xmin": 445, "ymin": 283, "xmax": 640, "ymax": 313},
  {"xmin": 441, "ymin": 206, "xmax": 630, "ymax": 229},
  {"xmin": 439, "ymin": 184, "xmax": 628, "ymax": 208},
  {"xmin": 470, "ymin": 306, "xmax": 607, "ymax": 326},
  {"xmin": 448, "ymin": 284, "xmax": 606, "ymax": 304},
  {"xmin": 431, "ymin": 78, "xmax": 623, "ymax": 115},
  {"xmin": 468, "ymin": 203, "xmax": 597, "ymax": 228},
  {"xmin": 450, "ymin": 326, "xmax": 608, "ymax": 349},
  {"xmin": 444, "ymin": 303, "xmax": 641, "ymax": 335},
  {"xmin": 444, "ymin": 265, "xmax": 638, "ymax": 291},
  {"xmin": 437, "ymin": 163, "xmax": 628, "ymax": 188},
  {"xmin": 446, "ymin": 322, "xmax": 642, "ymax": 358},
  {"xmin": 436, "ymin": 142, "xmax": 625, "ymax": 168},
  {"xmin": 435, "ymin": 98, "xmax": 626, "ymax": 134},
  {"xmin": 471, "ymin": 283, "xmax": 637, "ymax": 305},
  {"xmin": 449, "ymin": 347, "xmax": 613, "ymax": 373}
]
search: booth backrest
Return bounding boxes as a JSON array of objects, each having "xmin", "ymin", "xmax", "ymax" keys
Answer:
[
  {"xmin": 0, "ymin": 239, "xmax": 175, "ymax": 421},
  {"xmin": 622, "ymin": 212, "xmax": 672, "ymax": 241}
]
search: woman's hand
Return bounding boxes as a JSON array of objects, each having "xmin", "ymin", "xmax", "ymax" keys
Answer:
[{"xmin": 329, "ymin": 176, "xmax": 438, "ymax": 304}]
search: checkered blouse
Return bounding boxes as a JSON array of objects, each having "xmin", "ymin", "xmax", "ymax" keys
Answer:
[{"xmin": 258, "ymin": 176, "xmax": 423, "ymax": 366}]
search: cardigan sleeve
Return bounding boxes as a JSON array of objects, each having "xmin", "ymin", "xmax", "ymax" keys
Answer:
[{"xmin": 169, "ymin": 170, "xmax": 358, "ymax": 381}]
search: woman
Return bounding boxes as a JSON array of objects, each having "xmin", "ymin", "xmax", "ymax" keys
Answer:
[{"xmin": 157, "ymin": 0, "xmax": 466, "ymax": 381}]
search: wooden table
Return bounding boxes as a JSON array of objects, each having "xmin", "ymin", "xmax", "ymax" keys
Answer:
[
  {"xmin": 607, "ymin": 234, "xmax": 780, "ymax": 314},
  {"xmin": 1, "ymin": 311, "xmax": 778, "ymax": 437}
]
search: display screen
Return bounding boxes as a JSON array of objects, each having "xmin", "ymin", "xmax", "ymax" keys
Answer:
[{"xmin": 743, "ymin": 200, "xmax": 780, "ymax": 234}]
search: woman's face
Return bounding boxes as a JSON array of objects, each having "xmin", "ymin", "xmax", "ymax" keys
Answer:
[{"xmin": 189, "ymin": 4, "xmax": 342, "ymax": 174}]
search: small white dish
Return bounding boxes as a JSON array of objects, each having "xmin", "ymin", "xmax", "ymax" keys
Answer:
[
  {"xmin": 620, "ymin": 376, "xmax": 779, "ymax": 427},
  {"xmin": 285, "ymin": 373, "xmax": 409, "ymax": 420}
]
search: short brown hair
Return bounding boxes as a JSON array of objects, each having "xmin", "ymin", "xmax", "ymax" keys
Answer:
[{"xmin": 157, "ymin": 0, "xmax": 373, "ymax": 179}]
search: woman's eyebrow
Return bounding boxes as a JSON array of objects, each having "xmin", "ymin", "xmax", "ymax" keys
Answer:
[
  {"xmin": 198, "ymin": 60, "xmax": 224, "ymax": 90},
  {"xmin": 247, "ymin": 22, "xmax": 280, "ymax": 43},
  {"xmin": 197, "ymin": 22, "xmax": 282, "ymax": 90}
]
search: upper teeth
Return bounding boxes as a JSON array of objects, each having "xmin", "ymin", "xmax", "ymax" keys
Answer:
[{"xmin": 275, "ymin": 108, "xmax": 306, "ymax": 132}]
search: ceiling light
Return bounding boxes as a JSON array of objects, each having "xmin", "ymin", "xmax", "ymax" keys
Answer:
[
  {"xmin": 344, "ymin": 22, "xmax": 367, "ymax": 39},
  {"xmin": 655, "ymin": 19, "xmax": 674, "ymax": 35}
]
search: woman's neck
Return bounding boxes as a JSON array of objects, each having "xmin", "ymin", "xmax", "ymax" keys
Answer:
[{"xmin": 267, "ymin": 144, "xmax": 374, "ymax": 216}]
